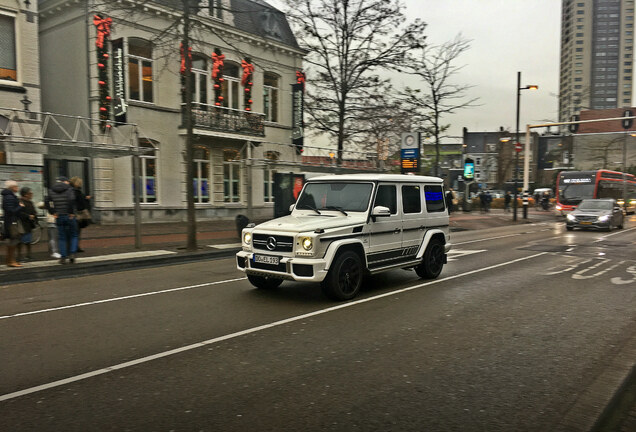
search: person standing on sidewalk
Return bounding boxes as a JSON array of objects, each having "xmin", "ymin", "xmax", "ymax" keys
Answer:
[
  {"xmin": 17, "ymin": 187, "xmax": 38, "ymax": 262},
  {"xmin": 47, "ymin": 176, "xmax": 78, "ymax": 264},
  {"xmin": 69, "ymin": 177, "xmax": 91, "ymax": 253},
  {"xmin": 504, "ymin": 191, "xmax": 512, "ymax": 213},
  {"xmin": 2, "ymin": 180, "xmax": 25, "ymax": 267}
]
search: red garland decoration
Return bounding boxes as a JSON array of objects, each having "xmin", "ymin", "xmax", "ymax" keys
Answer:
[
  {"xmin": 180, "ymin": 43, "xmax": 192, "ymax": 75},
  {"xmin": 296, "ymin": 70, "xmax": 306, "ymax": 91},
  {"xmin": 93, "ymin": 15, "xmax": 112, "ymax": 49},
  {"xmin": 94, "ymin": 14, "xmax": 112, "ymax": 131},
  {"xmin": 211, "ymin": 49, "xmax": 225, "ymax": 106},
  {"xmin": 241, "ymin": 58, "xmax": 254, "ymax": 111}
]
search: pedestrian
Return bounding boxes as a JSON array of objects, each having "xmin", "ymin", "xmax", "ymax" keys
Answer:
[
  {"xmin": 46, "ymin": 176, "xmax": 78, "ymax": 264},
  {"xmin": 445, "ymin": 188, "xmax": 454, "ymax": 213},
  {"xmin": 484, "ymin": 190, "xmax": 492, "ymax": 213},
  {"xmin": 504, "ymin": 191, "xmax": 512, "ymax": 213},
  {"xmin": 17, "ymin": 187, "xmax": 38, "ymax": 262},
  {"xmin": 38, "ymin": 201, "xmax": 60, "ymax": 259},
  {"xmin": 69, "ymin": 176, "xmax": 91, "ymax": 252},
  {"xmin": 2, "ymin": 180, "xmax": 25, "ymax": 267},
  {"xmin": 479, "ymin": 190, "xmax": 486, "ymax": 213}
]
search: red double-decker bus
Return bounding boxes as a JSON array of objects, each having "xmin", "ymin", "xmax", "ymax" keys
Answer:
[{"xmin": 555, "ymin": 170, "xmax": 636, "ymax": 215}]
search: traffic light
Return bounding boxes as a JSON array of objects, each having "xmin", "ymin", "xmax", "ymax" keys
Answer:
[
  {"xmin": 622, "ymin": 109, "xmax": 633, "ymax": 129},
  {"xmin": 568, "ymin": 115, "xmax": 579, "ymax": 133}
]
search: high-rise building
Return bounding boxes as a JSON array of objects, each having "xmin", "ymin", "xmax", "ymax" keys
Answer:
[{"xmin": 559, "ymin": 0, "xmax": 636, "ymax": 121}]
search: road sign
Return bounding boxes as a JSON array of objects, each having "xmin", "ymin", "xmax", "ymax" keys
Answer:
[{"xmin": 515, "ymin": 142, "xmax": 522, "ymax": 152}]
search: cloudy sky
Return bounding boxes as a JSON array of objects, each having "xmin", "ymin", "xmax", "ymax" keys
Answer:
[{"xmin": 272, "ymin": 0, "xmax": 562, "ymax": 140}]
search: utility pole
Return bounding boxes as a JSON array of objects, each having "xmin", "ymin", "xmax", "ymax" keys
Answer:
[{"xmin": 183, "ymin": 0, "xmax": 197, "ymax": 251}]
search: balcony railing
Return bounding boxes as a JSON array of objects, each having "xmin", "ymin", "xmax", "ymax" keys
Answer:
[{"xmin": 185, "ymin": 103, "xmax": 265, "ymax": 137}]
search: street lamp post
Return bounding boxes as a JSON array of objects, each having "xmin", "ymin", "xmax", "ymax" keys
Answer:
[{"xmin": 514, "ymin": 71, "xmax": 538, "ymax": 221}]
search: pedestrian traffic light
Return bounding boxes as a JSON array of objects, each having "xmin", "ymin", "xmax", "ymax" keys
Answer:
[
  {"xmin": 568, "ymin": 115, "xmax": 579, "ymax": 133},
  {"xmin": 463, "ymin": 158, "xmax": 474, "ymax": 180},
  {"xmin": 622, "ymin": 110, "xmax": 633, "ymax": 129}
]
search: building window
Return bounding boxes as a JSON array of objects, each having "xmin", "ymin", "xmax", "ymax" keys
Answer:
[
  {"xmin": 222, "ymin": 62, "xmax": 240, "ymax": 110},
  {"xmin": 192, "ymin": 54, "xmax": 208, "ymax": 107},
  {"xmin": 223, "ymin": 149, "xmax": 241, "ymax": 203},
  {"xmin": 263, "ymin": 72, "xmax": 279, "ymax": 122},
  {"xmin": 193, "ymin": 146, "xmax": 210, "ymax": 203},
  {"xmin": 128, "ymin": 38, "xmax": 153, "ymax": 103},
  {"xmin": 263, "ymin": 151, "xmax": 279, "ymax": 203},
  {"xmin": 0, "ymin": 12, "xmax": 17, "ymax": 82},
  {"xmin": 139, "ymin": 139, "xmax": 158, "ymax": 203},
  {"xmin": 209, "ymin": 0, "xmax": 223, "ymax": 20}
]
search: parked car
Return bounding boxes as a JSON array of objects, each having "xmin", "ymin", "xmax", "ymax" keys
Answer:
[
  {"xmin": 237, "ymin": 174, "xmax": 451, "ymax": 301},
  {"xmin": 565, "ymin": 198, "xmax": 624, "ymax": 231}
]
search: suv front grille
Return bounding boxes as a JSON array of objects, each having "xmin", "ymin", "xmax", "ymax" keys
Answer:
[
  {"xmin": 576, "ymin": 215, "xmax": 597, "ymax": 222},
  {"xmin": 253, "ymin": 234, "xmax": 294, "ymax": 252}
]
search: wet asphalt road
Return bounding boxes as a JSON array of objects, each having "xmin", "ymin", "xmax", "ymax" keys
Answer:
[{"xmin": 1, "ymin": 220, "xmax": 635, "ymax": 431}]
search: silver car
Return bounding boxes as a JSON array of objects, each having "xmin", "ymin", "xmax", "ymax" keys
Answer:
[{"xmin": 566, "ymin": 199, "xmax": 624, "ymax": 231}]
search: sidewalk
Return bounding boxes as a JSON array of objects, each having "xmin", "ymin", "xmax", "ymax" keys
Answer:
[{"xmin": 0, "ymin": 208, "xmax": 559, "ymax": 285}]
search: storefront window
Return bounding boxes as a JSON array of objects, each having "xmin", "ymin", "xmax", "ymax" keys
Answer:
[
  {"xmin": 140, "ymin": 140, "xmax": 158, "ymax": 203},
  {"xmin": 223, "ymin": 149, "xmax": 241, "ymax": 203},
  {"xmin": 193, "ymin": 146, "xmax": 210, "ymax": 203},
  {"xmin": 128, "ymin": 38, "xmax": 153, "ymax": 103},
  {"xmin": 263, "ymin": 151, "xmax": 279, "ymax": 202}
]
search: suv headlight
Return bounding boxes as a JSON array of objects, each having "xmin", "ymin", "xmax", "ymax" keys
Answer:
[
  {"xmin": 597, "ymin": 215, "xmax": 610, "ymax": 222},
  {"xmin": 301, "ymin": 236, "xmax": 313, "ymax": 251},
  {"xmin": 243, "ymin": 231, "xmax": 252, "ymax": 245},
  {"xmin": 566, "ymin": 214, "xmax": 576, "ymax": 221}
]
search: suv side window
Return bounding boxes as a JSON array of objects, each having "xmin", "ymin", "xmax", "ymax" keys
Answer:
[
  {"xmin": 425, "ymin": 185, "xmax": 445, "ymax": 212},
  {"xmin": 374, "ymin": 184, "xmax": 397, "ymax": 214},
  {"xmin": 402, "ymin": 185, "xmax": 422, "ymax": 214}
]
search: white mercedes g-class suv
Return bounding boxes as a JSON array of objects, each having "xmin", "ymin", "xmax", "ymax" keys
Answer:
[{"xmin": 236, "ymin": 174, "xmax": 451, "ymax": 300}]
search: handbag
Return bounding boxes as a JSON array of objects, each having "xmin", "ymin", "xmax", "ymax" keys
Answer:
[
  {"xmin": 77, "ymin": 209, "xmax": 92, "ymax": 221},
  {"xmin": 9, "ymin": 221, "xmax": 21, "ymax": 239}
]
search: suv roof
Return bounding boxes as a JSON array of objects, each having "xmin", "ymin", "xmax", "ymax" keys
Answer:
[{"xmin": 307, "ymin": 174, "xmax": 443, "ymax": 184}]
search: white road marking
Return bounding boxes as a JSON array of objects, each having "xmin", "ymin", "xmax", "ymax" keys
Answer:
[
  {"xmin": 572, "ymin": 259, "xmax": 623, "ymax": 280},
  {"xmin": 611, "ymin": 264, "xmax": 636, "ymax": 285},
  {"xmin": 0, "ymin": 252, "xmax": 547, "ymax": 402},
  {"xmin": 594, "ymin": 226, "xmax": 636, "ymax": 242},
  {"xmin": 0, "ymin": 277, "xmax": 248, "ymax": 321},
  {"xmin": 447, "ymin": 249, "xmax": 487, "ymax": 262},
  {"xmin": 545, "ymin": 258, "xmax": 592, "ymax": 275},
  {"xmin": 454, "ymin": 233, "xmax": 522, "ymax": 246}
]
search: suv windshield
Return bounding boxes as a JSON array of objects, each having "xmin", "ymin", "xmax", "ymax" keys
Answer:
[
  {"xmin": 578, "ymin": 200, "xmax": 612, "ymax": 211},
  {"xmin": 296, "ymin": 182, "xmax": 373, "ymax": 213}
]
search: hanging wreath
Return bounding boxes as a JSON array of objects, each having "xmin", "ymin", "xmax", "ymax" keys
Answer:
[
  {"xmin": 94, "ymin": 15, "xmax": 113, "ymax": 131},
  {"xmin": 211, "ymin": 48, "xmax": 225, "ymax": 107},
  {"xmin": 241, "ymin": 58, "xmax": 254, "ymax": 111}
]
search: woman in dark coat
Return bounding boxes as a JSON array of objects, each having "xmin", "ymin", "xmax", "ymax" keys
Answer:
[
  {"xmin": 17, "ymin": 187, "xmax": 38, "ymax": 262},
  {"xmin": 2, "ymin": 180, "xmax": 24, "ymax": 267},
  {"xmin": 70, "ymin": 177, "xmax": 91, "ymax": 252}
]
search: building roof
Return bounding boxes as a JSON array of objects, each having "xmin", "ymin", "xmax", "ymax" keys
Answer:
[{"xmin": 229, "ymin": 0, "xmax": 300, "ymax": 49}]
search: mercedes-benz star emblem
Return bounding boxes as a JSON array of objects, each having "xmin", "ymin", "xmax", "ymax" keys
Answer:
[{"xmin": 266, "ymin": 237, "xmax": 277, "ymax": 251}]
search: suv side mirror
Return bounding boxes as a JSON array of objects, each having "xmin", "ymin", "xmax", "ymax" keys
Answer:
[{"xmin": 371, "ymin": 206, "xmax": 391, "ymax": 218}]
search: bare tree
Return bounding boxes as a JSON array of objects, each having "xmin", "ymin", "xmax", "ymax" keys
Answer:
[
  {"xmin": 401, "ymin": 35, "xmax": 478, "ymax": 176},
  {"xmin": 281, "ymin": 0, "xmax": 426, "ymax": 165}
]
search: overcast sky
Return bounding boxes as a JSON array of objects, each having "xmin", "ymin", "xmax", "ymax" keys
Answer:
[{"xmin": 272, "ymin": 0, "xmax": 562, "ymax": 140}]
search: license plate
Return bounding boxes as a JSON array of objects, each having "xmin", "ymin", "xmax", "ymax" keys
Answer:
[
  {"xmin": 580, "ymin": 221, "xmax": 592, "ymax": 225},
  {"xmin": 254, "ymin": 255, "xmax": 280, "ymax": 265}
]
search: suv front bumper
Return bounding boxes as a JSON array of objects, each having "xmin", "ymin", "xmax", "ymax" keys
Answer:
[{"xmin": 236, "ymin": 251, "xmax": 330, "ymax": 283}]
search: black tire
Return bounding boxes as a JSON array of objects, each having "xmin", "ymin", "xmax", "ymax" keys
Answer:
[
  {"xmin": 322, "ymin": 250, "xmax": 363, "ymax": 301},
  {"xmin": 618, "ymin": 217, "xmax": 624, "ymax": 229},
  {"xmin": 415, "ymin": 238, "xmax": 445, "ymax": 279},
  {"xmin": 566, "ymin": 226, "xmax": 574, "ymax": 231},
  {"xmin": 247, "ymin": 274, "xmax": 283, "ymax": 290}
]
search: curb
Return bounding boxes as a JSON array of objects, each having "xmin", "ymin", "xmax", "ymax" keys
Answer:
[{"xmin": 0, "ymin": 247, "xmax": 240, "ymax": 286}]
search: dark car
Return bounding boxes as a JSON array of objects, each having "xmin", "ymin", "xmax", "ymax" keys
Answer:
[{"xmin": 566, "ymin": 198, "xmax": 624, "ymax": 231}]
